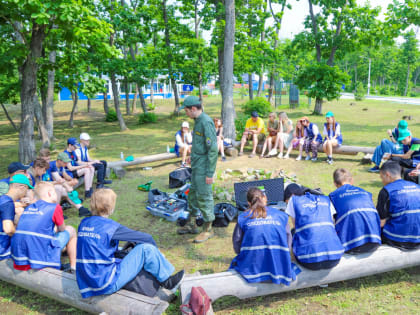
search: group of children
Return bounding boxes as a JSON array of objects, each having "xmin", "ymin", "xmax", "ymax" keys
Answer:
[
  {"xmin": 239, "ymin": 111, "xmax": 342, "ymax": 164},
  {"xmin": 231, "ymin": 162, "xmax": 420, "ymax": 285}
]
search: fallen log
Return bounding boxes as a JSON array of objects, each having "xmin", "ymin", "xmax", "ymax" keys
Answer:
[
  {"xmin": 180, "ymin": 246, "xmax": 420, "ymax": 304},
  {"xmin": 0, "ymin": 260, "xmax": 169, "ymax": 315}
]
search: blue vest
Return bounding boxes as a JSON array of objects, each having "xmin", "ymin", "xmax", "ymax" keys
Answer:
[
  {"xmin": 0, "ymin": 195, "xmax": 13, "ymax": 260},
  {"xmin": 306, "ymin": 123, "xmax": 322, "ymax": 142},
  {"xmin": 0, "ymin": 178, "xmax": 10, "ymax": 184},
  {"xmin": 383, "ymin": 179, "xmax": 420, "ymax": 244},
  {"xmin": 76, "ymin": 216, "xmax": 122, "ymax": 298},
  {"xmin": 292, "ymin": 193, "xmax": 344, "ymax": 264},
  {"xmin": 11, "ymin": 200, "xmax": 62, "ymax": 269},
  {"xmin": 324, "ymin": 122, "xmax": 343, "ymax": 145},
  {"xmin": 78, "ymin": 145, "xmax": 89, "ymax": 162},
  {"xmin": 329, "ymin": 185, "xmax": 381, "ymax": 251},
  {"xmin": 403, "ymin": 137, "xmax": 420, "ymax": 165},
  {"xmin": 64, "ymin": 149, "xmax": 78, "ymax": 166},
  {"xmin": 230, "ymin": 207, "xmax": 296, "ymax": 285}
]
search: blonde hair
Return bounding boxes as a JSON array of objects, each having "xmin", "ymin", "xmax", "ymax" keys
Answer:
[
  {"xmin": 34, "ymin": 181, "xmax": 55, "ymax": 200},
  {"xmin": 90, "ymin": 188, "xmax": 117, "ymax": 216},
  {"xmin": 38, "ymin": 148, "xmax": 50, "ymax": 158}
]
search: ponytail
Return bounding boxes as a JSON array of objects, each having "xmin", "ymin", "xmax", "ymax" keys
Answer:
[{"xmin": 246, "ymin": 187, "xmax": 267, "ymax": 219}]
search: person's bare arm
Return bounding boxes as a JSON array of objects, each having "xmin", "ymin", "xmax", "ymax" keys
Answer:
[
  {"xmin": 380, "ymin": 219, "xmax": 387, "ymax": 228},
  {"xmin": 2, "ymin": 220, "xmax": 15, "ymax": 236},
  {"xmin": 57, "ymin": 223, "xmax": 66, "ymax": 232},
  {"xmin": 384, "ymin": 150, "xmax": 413, "ymax": 160}
]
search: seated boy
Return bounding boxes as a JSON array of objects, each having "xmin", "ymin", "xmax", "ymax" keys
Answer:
[
  {"xmin": 76, "ymin": 189, "xmax": 184, "ymax": 298},
  {"xmin": 0, "ymin": 175, "xmax": 33, "ymax": 260},
  {"xmin": 377, "ymin": 161, "xmax": 420, "ymax": 250},
  {"xmin": 239, "ymin": 111, "xmax": 266, "ymax": 158},
  {"xmin": 11, "ymin": 182, "xmax": 77, "ymax": 273},
  {"xmin": 284, "ymin": 183, "xmax": 344, "ymax": 270},
  {"xmin": 329, "ymin": 168, "xmax": 381, "ymax": 254}
]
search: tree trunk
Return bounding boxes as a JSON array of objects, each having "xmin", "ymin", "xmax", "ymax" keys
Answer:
[
  {"xmin": 150, "ymin": 79, "xmax": 154, "ymax": 105},
  {"xmin": 138, "ymin": 84, "xmax": 148, "ymax": 113},
  {"xmin": 132, "ymin": 84, "xmax": 138, "ymax": 113},
  {"xmin": 110, "ymin": 73, "xmax": 128, "ymax": 131},
  {"xmin": 69, "ymin": 91, "xmax": 78, "ymax": 128},
  {"xmin": 257, "ymin": 74, "xmax": 263, "ymax": 97},
  {"xmin": 404, "ymin": 63, "xmax": 410, "ymax": 96},
  {"xmin": 40, "ymin": 84, "xmax": 47, "ymax": 122},
  {"xmin": 194, "ymin": 1, "xmax": 204, "ymax": 101},
  {"xmin": 87, "ymin": 98, "xmax": 91, "ymax": 112},
  {"xmin": 413, "ymin": 67, "xmax": 420, "ymax": 86},
  {"xmin": 216, "ymin": 0, "xmax": 224, "ymax": 97},
  {"xmin": 221, "ymin": 0, "xmax": 236, "ymax": 140},
  {"xmin": 248, "ymin": 73, "xmax": 254, "ymax": 100},
  {"xmin": 18, "ymin": 24, "xmax": 46, "ymax": 164},
  {"xmin": 1, "ymin": 103, "xmax": 18, "ymax": 131},
  {"xmin": 314, "ymin": 98, "xmax": 323, "ymax": 115},
  {"xmin": 103, "ymin": 92, "xmax": 109, "ymax": 114},
  {"xmin": 34, "ymin": 98, "xmax": 49, "ymax": 147},
  {"xmin": 124, "ymin": 79, "xmax": 130, "ymax": 115},
  {"xmin": 45, "ymin": 50, "xmax": 56, "ymax": 139}
]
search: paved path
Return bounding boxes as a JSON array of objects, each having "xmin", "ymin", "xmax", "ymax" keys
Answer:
[{"xmin": 340, "ymin": 93, "xmax": 420, "ymax": 105}]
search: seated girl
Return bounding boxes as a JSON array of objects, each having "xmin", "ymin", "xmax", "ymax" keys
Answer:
[
  {"xmin": 260, "ymin": 112, "xmax": 279, "ymax": 158},
  {"xmin": 230, "ymin": 187, "xmax": 297, "ymax": 285},
  {"xmin": 76, "ymin": 189, "xmax": 184, "ymax": 298},
  {"xmin": 214, "ymin": 118, "xmax": 226, "ymax": 161},
  {"xmin": 323, "ymin": 111, "xmax": 343, "ymax": 165},
  {"xmin": 288, "ymin": 119, "xmax": 305, "ymax": 161},
  {"xmin": 174, "ymin": 122, "xmax": 193, "ymax": 167},
  {"xmin": 275, "ymin": 112, "xmax": 294, "ymax": 159}
]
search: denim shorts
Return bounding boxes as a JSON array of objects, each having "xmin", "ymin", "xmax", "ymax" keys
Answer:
[{"xmin": 54, "ymin": 230, "xmax": 70, "ymax": 250}]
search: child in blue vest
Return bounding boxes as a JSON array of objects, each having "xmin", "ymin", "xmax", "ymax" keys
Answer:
[
  {"xmin": 230, "ymin": 187, "xmax": 298, "ymax": 285},
  {"xmin": 322, "ymin": 111, "xmax": 343, "ymax": 165},
  {"xmin": 0, "ymin": 175, "xmax": 33, "ymax": 261},
  {"xmin": 377, "ymin": 161, "xmax": 420, "ymax": 250},
  {"xmin": 301, "ymin": 117, "xmax": 322, "ymax": 162},
  {"xmin": 11, "ymin": 181, "xmax": 77, "ymax": 272},
  {"xmin": 285, "ymin": 183, "xmax": 344, "ymax": 270},
  {"xmin": 76, "ymin": 189, "xmax": 184, "ymax": 298},
  {"xmin": 329, "ymin": 168, "xmax": 381, "ymax": 254}
]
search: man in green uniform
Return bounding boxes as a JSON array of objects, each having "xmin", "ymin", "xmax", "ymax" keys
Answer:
[{"xmin": 177, "ymin": 96, "xmax": 218, "ymax": 243}]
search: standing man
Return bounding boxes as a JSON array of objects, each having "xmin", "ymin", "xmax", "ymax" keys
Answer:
[{"xmin": 177, "ymin": 96, "xmax": 218, "ymax": 243}]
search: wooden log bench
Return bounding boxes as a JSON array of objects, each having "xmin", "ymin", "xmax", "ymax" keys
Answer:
[
  {"xmin": 180, "ymin": 246, "xmax": 420, "ymax": 304},
  {"xmin": 0, "ymin": 260, "xmax": 169, "ymax": 315}
]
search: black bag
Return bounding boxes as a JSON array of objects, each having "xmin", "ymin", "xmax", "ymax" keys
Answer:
[
  {"xmin": 115, "ymin": 242, "xmax": 161, "ymax": 297},
  {"xmin": 169, "ymin": 167, "xmax": 192, "ymax": 188},
  {"xmin": 212, "ymin": 203, "xmax": 238, "ymax": 227}
]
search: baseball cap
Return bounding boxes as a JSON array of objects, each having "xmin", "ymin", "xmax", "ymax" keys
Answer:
[
  {"xmin": 397, "ymin": 129, "xmax": 411, "ymax": 142},
  {"xmin": 67, "ymin": 137, "xmax": 78, "ymax": 146},
  {"xmin": 398, "ymin": 120, "xmax": 408, "ymax": 130},
  {"xmin": 251, "ymin": 111, "xmax": 259, "ymax": 118},
  {"xmin": 179, "ymin": 96, "xmax": 201, "ymax": 110},
  {"xmin": 284, "ymin": 183, "xmax": 304, "ymax": 202},
  {"xmin": 325, "ymin": 111, "xmax": 334, "ymax": 118},
  {"xmin": 182, "ymin": 121, "xmax": 190, "ymax": 128},
  {"xmin": 9, "ymin": 174, "xmax": 34, "ymax": 189},
  {"xmin": 80, "ymin": 133, "xmax": 91, "ymax": 141},
  {"xmin": 8, "ymin": 162, "xmax": 29, "ymax": 174},
  {"xmin": 57, "ymin": 152, "xmax": 71, "ymax": 163}
]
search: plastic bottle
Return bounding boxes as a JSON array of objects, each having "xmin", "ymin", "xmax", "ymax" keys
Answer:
[
  {"xmin": 120, "ymin": 152, "xmax": 124, "ymax": 160},
  {"xmin": 166, "ymin": 145, "xmax": 170, "ymax": 153}
]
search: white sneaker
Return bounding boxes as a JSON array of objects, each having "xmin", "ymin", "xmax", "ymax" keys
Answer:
[
  {"xmin": 277, "ymin": 153, "xmax": 283, "ymax": 159},
  {"xmin": 296, "ymin": 156, "xmax": 302, "ymax": 161},
  {"xmin": 284, "ymin": 154, "xmax": 290, "ymax": 159},
  {"xmin": 268, "ymin": 149, "xmax": 278, "ymax": 156}
]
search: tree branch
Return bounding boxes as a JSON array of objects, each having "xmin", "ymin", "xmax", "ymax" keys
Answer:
[
  {"xmin": 1, "ymin": 16, "xmax": 29, "ymax": 47},
  {"xmin": 269, "ymin": 0, "xmax": 286, "ymax": 26},
  {"xmin": 327, "ymin": 6, "xmax": 345, "ymax": 66},
  {"xmin": 308, "ymin": 0, "xmax": 321, "ymax": 62},
  {"xmin": 1, "ymin": 103, "xmax": 18, "ymax": 131}
]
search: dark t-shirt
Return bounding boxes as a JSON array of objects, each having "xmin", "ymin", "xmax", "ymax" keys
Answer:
[{"xmin": 376, "ymin": 188, "xmax": 390, "ymax": 219}]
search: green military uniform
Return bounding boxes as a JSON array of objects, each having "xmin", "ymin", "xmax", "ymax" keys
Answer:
[{"xmin": 188, "ymin": 111, "xmax": 218, "ymax": 222}]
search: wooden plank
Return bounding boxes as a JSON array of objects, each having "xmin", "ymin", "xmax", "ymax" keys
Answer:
[
  {"xmin": 108, "ymin": 153, "xmax": 178, "ymax": 169},
  {"xmin": 0, "ymin": 260, "xmax": 169, "ymax": 315},
  {"xmin": 180, "ymin": 246, "xmax": 420, "ymax": 304}
]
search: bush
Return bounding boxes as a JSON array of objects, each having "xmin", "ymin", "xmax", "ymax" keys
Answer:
[
  {"xmin": 379, "ymin": 86, "xmax": 390, "ymax": 95},
  {"xmin": 234, "ymin": 114, "xmax": 248, "ymax": 141},
  {"xmin": 202, "ymin": 89, "xmax": 209, "ymax": 96},
  {"xmin": 138, "ymin": 112, "xmax": 157, "ymax": 124},
  {"xmin": 105, "ymin": 108, "xmax": 118, "ymax": 122},
  {"xmin": 147, "ymin": 103, "xmax": 157, "ymax": 111},
  {"xmin": 242, "ymin": 97, "xmax": 272, "ymax": 117},
  {"xmin": 354, "ymin": 83, "xmax": 366, "ymax": 101}
]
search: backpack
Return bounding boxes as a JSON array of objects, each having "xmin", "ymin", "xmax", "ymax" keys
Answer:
[
  {"xmin": 212, "ymin": 203, "xmax": 238, "ymax": 227},
  {"xmin": 180, "ymin": 286, "xmax": 213, "ymax": 315},
  {"xmin": 169, "ymin": 167, "xmax": 192, "ymax": 188}
]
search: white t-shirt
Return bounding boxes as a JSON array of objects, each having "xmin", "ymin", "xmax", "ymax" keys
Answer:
[
  {"xmin": 75, "ymin": 146, "xmax": 91, "ymax": 162},
  {"xmin": 176, "ymin": 132, "xmax": 192, "ymax": 148},
  {"xmin": 285, "ymin": 195, "xmax": 336, "ymax": 221},
  {"xmin": 323, "ymin": 123, "xmax": 341, "ymax": 137}
]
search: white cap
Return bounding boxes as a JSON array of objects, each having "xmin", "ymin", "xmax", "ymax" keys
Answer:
[
  {"xmin": 80, "ymin": 132, "xmax": 91, "ymax": 141},
  {"xmin": 182, "ymin": 121, "xmax": 189, "ymax": 129}
]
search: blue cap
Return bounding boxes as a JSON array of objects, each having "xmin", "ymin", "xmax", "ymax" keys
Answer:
[
  {"xmin": 67, "ymin": 137, "xmax": 78, "ymax": 146},
  {"xmin": 8, "ymin": 162, "xmax": 29, "ymax": 174},
  {"xmin": 251, "ymin": 111, "xmax": 259, "ymax": 118}
]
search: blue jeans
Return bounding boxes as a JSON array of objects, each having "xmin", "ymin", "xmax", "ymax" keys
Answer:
[
  {"xmin": 106, "ymin": 244, "xmax": 175, "ymax": 294},
  {"xmin": 54, "ymin": 231, "xmax": 70, "ymax": 250},
  {"xmin": 372, "ymin": 139, "xmax": 403, "ymax": 166}
]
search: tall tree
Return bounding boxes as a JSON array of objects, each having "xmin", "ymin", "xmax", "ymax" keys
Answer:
[{"xmin": 401, "ymin": 31, "xmax": 418, "ymax": 96}]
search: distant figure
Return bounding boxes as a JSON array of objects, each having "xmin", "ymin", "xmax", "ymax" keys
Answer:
[
  {"xmin": 174, "ymin": 122, "xmax": 193, "ymax": 167},
  {"xmin": 322, "ymin": 111, "xmax": 343, "ymax": 165},
  {"xmin": 230, "ymin": 187, "xmax": 297, "ymax": 285},
  {"xmin": 329, "ymin": 168, "xmax": 381, "ymax": 254},
  {"xmin": 273, "ymin": 112, "xmax": 294, "ymax": 159},
  {"xmin": 376, "ymin": 161, "xmax": 420, "ymax": 250},
  {"xmin": 214, "ymin": 118, "xmax": 226, "ymax": 162},
  {"xmin": 260, "ymin": 112, "xmax": 278, "ymax": 158},
  {"xmin": 301, "ymin": 117, "xmax": 322, "ymax": 162},
  {"xmin": 239, "ymin": 111, "xmax": 266, "ymax": 158}
]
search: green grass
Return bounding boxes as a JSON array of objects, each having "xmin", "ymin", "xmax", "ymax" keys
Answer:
[{"xmin": 0, "ymin": 97, "xmax": 419, "ymax": 314}]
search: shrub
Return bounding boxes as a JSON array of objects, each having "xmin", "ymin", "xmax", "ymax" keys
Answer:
[
  {"xmin": 138, "ymin": 112, "xmax": 157, "ymax": 124},
  {"xmin": 202, "ymin": 89, "xmax": 209, "ymax": 96},
  {"xmin": 147, "ymin": 103, "xmax": 157, "ymax": 111},
  {"xmin": 105, "ymin": 108, "xmax": 118, "ymax": 122},
  {"xmin": 235, "ymin": 114, "xmax": 248, "ymax": 141},
  {"xmin": 242, "ymin": 97, "xmax": 272, "ymax": 117},
  {"xmin": 354, "ymin": 83, "xmax": 366, "ymax": 101},
  {"xmin": 379, "ymin": 86, "xmax": 390, "ymax": 95}
]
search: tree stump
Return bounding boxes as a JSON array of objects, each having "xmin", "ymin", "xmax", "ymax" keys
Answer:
[{"xmin": 225, "ymin": 147, "xmax": 238, "ymax": 157}]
